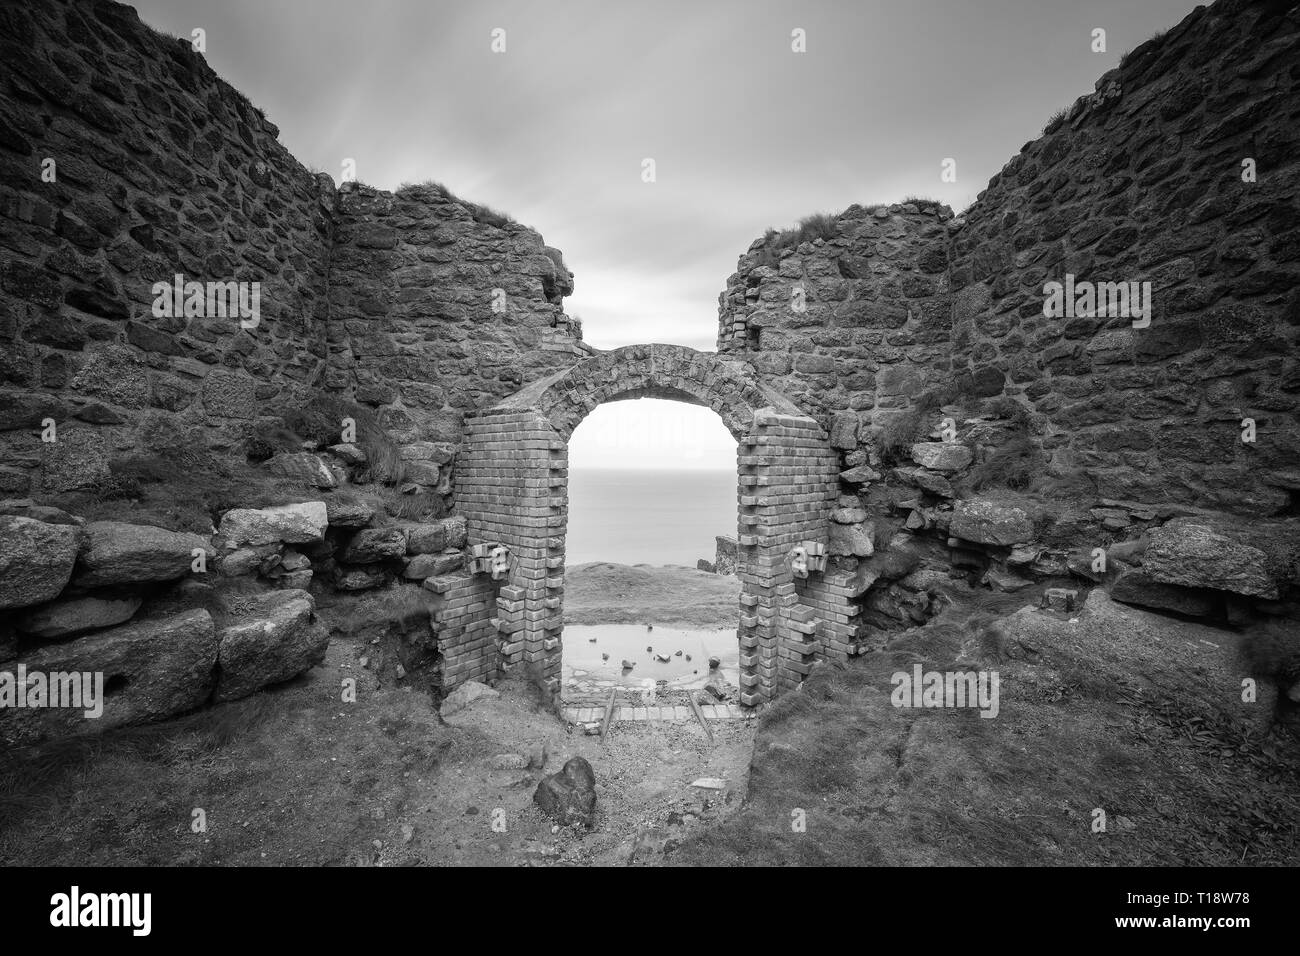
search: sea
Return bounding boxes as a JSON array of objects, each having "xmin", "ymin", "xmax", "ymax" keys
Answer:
[{"xmin": 564, "ymin": 467, "xmax": 736, "ymax": 566}]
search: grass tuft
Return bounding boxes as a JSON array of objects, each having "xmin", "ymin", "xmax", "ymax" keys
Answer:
[
  {"xmin": 395, "ymin": 179, "xmax": 514, "ymax": 228},
  {"xmin": 755, "ymin": 212, "xmax": 842, "ymax": 267},
  {"xmin": 1043, "ymin": 106, "xmax": 1070, "ymax": 134},
  {"xmin": 965, "ymin": 436, "xmax": 1045, "ymax": 493},
  {"xmin": 876, "ymin": 388, "xmax": 950, "ymax": 466},
  {"xmin": 275, "ymin": 396, "xmax": 407, "ymax": 487}
]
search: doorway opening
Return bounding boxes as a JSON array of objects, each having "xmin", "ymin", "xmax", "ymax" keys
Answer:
[{"xmin": 561, "ymin": 398, "xmax": 740, "ymax": 709}]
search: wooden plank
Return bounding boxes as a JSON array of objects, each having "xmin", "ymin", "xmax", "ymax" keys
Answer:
[
  {"xmin": 687, "ymin": 693, "xmax": 715, "ymax": 744},
  {"xmin": 600, "ymin": 687, "xmax": 617, "ymax": 739}
]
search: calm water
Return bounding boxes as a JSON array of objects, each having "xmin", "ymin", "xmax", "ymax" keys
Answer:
[
  {"xmin": 564, "ymin": 468, "xmax": 736, "ymax": 566},
  {"xmin": 562, "ymin": 624, "xmax": 740, "ymax": 703}
]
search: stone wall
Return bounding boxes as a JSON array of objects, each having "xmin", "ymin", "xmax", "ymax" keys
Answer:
[
  {"xmin": 717, "ymin": 201, "xmax": 956, "ymax": 425},
  {"xmin": 0, "ymin": 0, "xmax": 586, "ymax": 500},
  {"xmin": 715, "ymin": 0, "xmax": 1300, "ymax": 651},
  {"xmin": 946, "ymin": 0, "xmax": 1300, "ymax": 515},
  {"xmin": 0, "ymin": 0, "xmax": 335, "ymax": 495},
  {"xmin": 719, "ymin": 0, "xmax": 1300, "ymax": 519},
  {"xmin": 0, "ymin": 0, "xmax": 591, "ymax": 734},
  {"xmin": 4, "ymin": 0, "xmax": 1297, "ymax": 728},
  {"xmin": 0, "ymin": 499, "xmax": 332, "ymax": 745},
  {"xmin": 324, "ymin": 181, "xmax": 589, "ymax": 449}
]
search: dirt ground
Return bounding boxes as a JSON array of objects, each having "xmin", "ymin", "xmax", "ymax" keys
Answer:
[
  {"xmin": 668, "ymin": 588, "xmax": 1300, "ymax": 867},
  {"xmin": 4, "ymin": 564, "xmax": 1295, "ymax": 867},
  {"xmin": 564, "ymin": 562, "xmax": 740, "ymax": 629},
  {"xmin": 0, "ymin": 564, "xmax": 753, "ymax": 867}
]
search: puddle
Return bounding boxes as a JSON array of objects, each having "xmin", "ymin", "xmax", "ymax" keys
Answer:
[{"xmin": 562, "ymin": 624, "xmax": 739, "ymax": 703}]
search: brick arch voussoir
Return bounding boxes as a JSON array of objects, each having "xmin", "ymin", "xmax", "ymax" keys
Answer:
[{"xmin": 523, "ymin": 344, "xmax": 820, "ymax": 442}]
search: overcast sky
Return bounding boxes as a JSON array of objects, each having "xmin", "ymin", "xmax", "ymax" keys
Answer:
[{"xmin": 134, "ymin": 0, "xmax": 1201, "ymax": 468}]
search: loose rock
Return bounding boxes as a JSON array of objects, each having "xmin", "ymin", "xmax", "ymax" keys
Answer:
[{"xmin": 533, "ymin": 757, "xmax": 597, "ymax": 829}]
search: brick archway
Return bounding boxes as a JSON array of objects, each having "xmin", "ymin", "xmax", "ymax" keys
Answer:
[
  {"xmin": 448, "ymin": 344, "xmax": 853, "ymax": 709},
  {"xmin": 496, "ymin": 343, "xmax": 809, "ymax": 440}
]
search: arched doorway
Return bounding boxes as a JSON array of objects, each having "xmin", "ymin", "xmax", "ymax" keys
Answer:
[{"xmin": 450, "ymin": 344, "xmax": 851, "ymax": 707}]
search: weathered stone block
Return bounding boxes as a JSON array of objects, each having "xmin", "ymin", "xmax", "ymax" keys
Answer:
[
  {"xmin": 910, "ymin": 442, "xmax": 973, "ymax": 472},
  {"xmin": 17, "ymin": 594, "xmax": 142, "ymax": 639},
  {"xmin": 0, "ymin": 609, "xmax": 218, "ymax": 745},
  {"xmin": 73, "ymin": 521, "xmax": 208, "ymax": 587},
  {"xmin": 403, "ymin": 551, "xmax": 463, "ymax": 579},
  {"xmin": 341, "ymin": 527, "xmax": 405, "ymax": 563},
  {"xmin": 404, "ymin": 516, "xmax": 467, "ymax": 555},
  {"xmin": 200, "ymin": 368, "xmax": 257, "ymax": 420},
  {"xmin": 219, "ymin": 502, "xmax": 328, "ymax": 546},
  {"xmin": 213, "ymin": 590, "xmax": 329, "ymax": 702},
  {"xmin": 266, "ymin": 452, "xmax": 337, "ymax": 488},
  {"xmin": 533, "ymin": 756, "xmax": 597, "ymax": 829},
  {"xmin": 0, "ymin": 515, "xmax": 81, "ymax": 611},
  {"xmin": 439, "ymin": 679, "xmax": 499, "ymax": 716},
  {"xmin": 828, "ymin": 522, "xmax": 874, "ymax": 557},
  {"xmin": 68, "ymin": 344, "xmax": 147, "ymax": 409},
  {"xmin": 1142, "ymin": 520, "xmax": 1277, "ymax": 599},
  {"xmin": 1109, "ymin": 566, "xmax": 1218, "ymax": 617},
  {"xmin": 950, "ymin": 500, "xmax": 1034, "ymax": 546},
  {"xmin": 325, "ymin": 499, "xmax": 374, "ymax": 528}
]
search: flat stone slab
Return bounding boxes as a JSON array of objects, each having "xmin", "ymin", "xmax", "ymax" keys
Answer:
[{"xmin": 561, "ymin": 704, "xmax": 747, "ymax": 723}]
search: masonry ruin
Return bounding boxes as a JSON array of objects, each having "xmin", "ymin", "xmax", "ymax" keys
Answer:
[
  {"xmin": 454, "ymin": 344, "xmax": 842, "ymax": 705},
  {"xmin": 0, "ymin": 0, "xmax": 1297, "ymax": 743}
]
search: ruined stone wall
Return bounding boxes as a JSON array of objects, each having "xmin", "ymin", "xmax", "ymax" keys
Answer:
[
  {"xmin": 0, "ymin": 0, "xmax": 335, "ymax": 496},
  {"xmin": 0, "ymin": 1, "xmax": 588, "ymax": 502},
  {"xmin": 0, "ymin": 0, "xmax": 596, "ymax": 726},
  {"xmin": 324, "ymin": 182, "xmax": 589, "ymax": 449},
  {"xmin": 719, "ymin": 0, "xmax": 1300, "ymax": 520},
  {"xmin": 716, "ymin": 202, "xmax": 955, "ymax": 427},
  {"xmin": 716, "ymin": 0, "xmax": 1300, "ymax": 649},
  {"xmin": 947, "ymin": 0, "xmax": 1300, "ymax": 515}
]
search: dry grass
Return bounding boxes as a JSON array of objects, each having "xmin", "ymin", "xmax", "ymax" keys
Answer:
[
  {"xmin": 0, "ymin": 693, "xmax": 279, "ymax": 825},
  {"xmin": 983, "ymin": 394, "xmax": 1033, "ymax": 427},
  {"xmin": 0, "ymin": 656, "xmax": 476, "ymax": 866},
  {"xmin": 876, "ymin": 388, "xmax": 949, "ymax": 465},
  {"xmin": 755, "ymin": 212, "xmax": 842, "ymax": 267},
  {"xmin": 1043, "ymin": 106, "xmax": 1070, "ymax": 134},
  {"xmin": 48, "ymin": 453, "xmax": 312, "ymax": 534},
  {"xmin": 962, "ymin": 396, "xmax": 1048, "ymax": 493},
  {"xmin": 668, "ymin": 590, "xmax": 1300, "ymax": 867},
  {"xmin": 965, "ymin": 435, "xmax": 1045, "ymax": 492},
  {"xmin": 276, "ymin": 396, "xmax": 408, "ymax": 487},
  {"xmin": 330, "ymin": 585, "xmax": 438, "ymax": 643},
  {"xmin": 386, "ymin": 490, "xmax": 444, "ymax": 521},
  {"xmin": 1119, "ymin": 27, "xmax": 1171, "ymax": 69},
  {"xmin": 323, "ymin": 585, "xmax": 444, "ymax": 692},
  {"xmin": 396, "ymin": 179, "xmax": 514, "ymax": 228}
]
